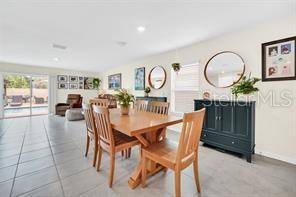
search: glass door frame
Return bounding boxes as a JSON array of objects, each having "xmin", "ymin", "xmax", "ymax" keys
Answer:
[{"xmin": 1, "ymin": 72, "xmax": 49, "ymax": 118}]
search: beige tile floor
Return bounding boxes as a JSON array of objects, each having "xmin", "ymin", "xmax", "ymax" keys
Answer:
[{"xmin": 0, "ymin": 115, "xmax": 295, "ymax": 197}]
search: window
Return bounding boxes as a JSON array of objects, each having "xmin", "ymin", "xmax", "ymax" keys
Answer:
[{"xmin": 171, "ymin": 63, "xmax": 200, "ymax": 114}]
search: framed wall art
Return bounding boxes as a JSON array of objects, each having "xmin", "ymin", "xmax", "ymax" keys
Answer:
[
  {"xmin": 58, "ymin": 83, "xmax": 68, "ymax": 89},
  {"xmin": 108, "ymin": 73, "xmax": 121, "ymax": 90},
  {"xmin": 57, "ymin": 75, "xmax": 68, "ymax": 82},
  {"xmin": 69, "ymin": 76, "xmax": 78, "ymax": 82},
  {"xmin": 135, "ymin": 67, "xmax": 145, "ymax": 90},
  {"xmin": 262, "ymin": 36, "xmax": 296, "ymax": 81},
  {"xmin": 69, "ymin": 83, "xmax": 78, "ymax": 89}
]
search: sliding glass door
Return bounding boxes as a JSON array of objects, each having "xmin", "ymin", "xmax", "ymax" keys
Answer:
[{"xmin": 3, "ymin": 73, "xmax": 49, "ymax": 118}]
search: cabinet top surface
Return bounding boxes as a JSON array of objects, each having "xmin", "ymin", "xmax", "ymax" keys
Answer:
[{"xmin": 194, "ymin": 99, "xmax": 255, "ymax": 103}]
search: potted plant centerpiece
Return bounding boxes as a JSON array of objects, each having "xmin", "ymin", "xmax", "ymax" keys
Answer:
[
  {"xmin": 231, "ymin": 73, "xmax": 260, "ymax": 97},
  {"xmin": 144, "ymin": 86, "xmax": 151, "ymax": 97},
  {"xmin": 114, "ymin": 89, "xmax": 135, "ymax": 115}
]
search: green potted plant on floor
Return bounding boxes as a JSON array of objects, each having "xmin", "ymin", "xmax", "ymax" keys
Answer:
[
  {"xmin": 114, "ymin": 89, "xmax": 135, "ymax": 115},
  {"xmin": 231, "ymin": 73, "xmax": 260, "ymax": 97}
]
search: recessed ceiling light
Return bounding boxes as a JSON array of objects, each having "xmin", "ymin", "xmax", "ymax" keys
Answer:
[
  {"xmin": 53, "ymin": 57, "xmax": 59, "ymax": 62},
  {"xmin": 137, "ymin": 26, "xmax": 146, "ymax": 32},
  {"xmin": 116, "ymin": 41, "xmax": 128, "ymax": 47}
]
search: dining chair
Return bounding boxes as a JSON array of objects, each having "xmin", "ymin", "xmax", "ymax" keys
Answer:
[
  {"xmin": 135, "ymin": 100, "xmax": 149, "ymax": 111},
  {"xmin": 82, "ymin": 103, "xmax": 99, "ymax": 167},
  {"xmin": 141, "ymin": 108, "xmax": 206, "ymax": 197},
  {"xmin": 149, "ymin": 101, "xmax": 170, "ymax": 115},
  {"xmin": 149, "ymin": 101, "xmax": 170, "ymax": 140},
  {"xmin": 90, "ymin": 98, "xmax": 130, "ymax": 158},
  {"xmin": 92, "ymin": 105, "xmax": 140, "ymax": 187},
  {"xmin": 89, "ymin": 98, "xmax": 109, "ymax": 107}
]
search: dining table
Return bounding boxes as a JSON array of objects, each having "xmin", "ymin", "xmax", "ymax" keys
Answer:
[{"xmin": 109, "ymin": 108, "xmax": 183, "ymax": 189}]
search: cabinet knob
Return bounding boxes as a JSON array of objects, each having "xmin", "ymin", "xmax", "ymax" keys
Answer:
[
  {"xmin": 219, "ymin": 116, "xmax": 222, "ymax": 120},
  {"xmin": 215, "ymin": 116, "xmax": 218, "ymax": 120},
  {"xmin": 203, "ymin": 134, "xmax": 207, "ymax": 137},
  {"xmin": 231, "ymin": 141, "xmax": 235, "ymax": 144}
]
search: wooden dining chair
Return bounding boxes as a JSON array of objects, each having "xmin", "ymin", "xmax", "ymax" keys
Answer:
[
  {"xmin": 92, "ymin": 105, "xmax": 140, "ymax": 187},
  {"xmin": 90, "ymin": 98, "xmax": 130, "ymax": 158},
  {"xmin": 149, "ymin": 101, "xmax": 170, "ymax": 115},
  {"xmin": 82, "ymin": 103, "xmax": 99, "ymax": 167},
  {"xmin": 141, "ymin": 108, "xmax": 206, "ymax": 197},
  {"xmin": 135, "ymin": 100, "xmax": 149, "ymax": 111},
  {"xmin": 89, "ymin": 98, "xmax": 109, "ymax": 107},
  {"xmin": 149, "ymin": 101, "xmax": 170, "ymax": 140}
]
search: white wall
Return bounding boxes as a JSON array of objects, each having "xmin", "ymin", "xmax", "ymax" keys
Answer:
[
  {"xmin": 0, "ymin": 62, "xmax": 100, "ymax": 108},
  {"xmin": 101, "ymin": 17, "xmax": 296, "ymax": 164}
]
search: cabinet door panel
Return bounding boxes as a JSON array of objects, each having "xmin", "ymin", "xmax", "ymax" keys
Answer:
[
  {"xmin": 219, "ymin": 105, "xmax": 234, "ymax": 134},
  {"xmin": 234, "ymin": 105, "xmax": 250, "ymax": 138},
  {"xmin": 204, "ymin": 103, "xmax": 218, "ymax": 132}
]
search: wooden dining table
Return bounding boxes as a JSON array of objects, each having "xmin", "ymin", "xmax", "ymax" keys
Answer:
[{"xmin": 109, "ymin": 108, "xmax": 183, "ymax": 189}]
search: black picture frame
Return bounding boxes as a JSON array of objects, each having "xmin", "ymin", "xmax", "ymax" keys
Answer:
[
  {"xmin": 57, "ymin": 75, "xmax": 68, "ymax": 82},
  {"xmin": 108, "ymin": 73, "xmax": 122, "ymax": 90},
  {"xmin": 262, "ymin": 36, "xmax": 296, "ymax": 82},
  {"xmin": 58, "ymin": 83, "xmax": 68, "ymax": 89}
]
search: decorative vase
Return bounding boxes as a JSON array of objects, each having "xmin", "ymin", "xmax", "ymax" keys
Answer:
[{"xmin": 120, "ymin": 105, "xmax": 130, "ymax": 115}]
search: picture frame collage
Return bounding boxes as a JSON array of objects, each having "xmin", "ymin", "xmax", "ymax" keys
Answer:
[{"xmin": 57, "ymin": 75, "xmax": 100, "ymax": 90}]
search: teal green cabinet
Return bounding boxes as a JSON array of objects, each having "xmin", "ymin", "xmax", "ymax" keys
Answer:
[{"xmin": 195, "ymin": 100, "xmax": 255, "ymax": 162}]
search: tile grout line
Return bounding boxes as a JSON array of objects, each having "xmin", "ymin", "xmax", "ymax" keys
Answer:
[
  {"xmin": 42, "ymin": 118, "xmax": 66, "ymax": 197},
  {"xmin": 9, "ymin": 119, "xmax": 29, "ymax": 197}
]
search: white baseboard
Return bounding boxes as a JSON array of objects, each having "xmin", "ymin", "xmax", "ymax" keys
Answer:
[{"xmin": 255, "ymin": 149, "xmax": 296, "ymax": 165}]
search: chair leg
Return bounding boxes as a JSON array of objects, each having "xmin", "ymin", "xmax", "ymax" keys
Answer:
[
  {"xmin": 109, "ymin": 153, "xmax": 115, "ymax": 188},
  {"xmin": 128, "ymin": 148, "xmax": 131, "ymax": 158},
  {"xmin": 93, "ymin": 144, "xmax": 98, "ymax": 167},
  {"xmin": 121, "ymin": 150, "xmax": 124, "ymax": 157},
  {"xmin": 85, "ymin": 136, "xmax": 90, "ymax": 157},
  {"xmin": 193, "ymin": 158, "xmax": 201, "ymax": 193},
  {"xmin": 175, "ymin": 171, "xmax": 181, "ymax": 197},
  {"xmin": 141, "ymin": 152, "xmax": 147, "ymax": 188},
  {"xmin": 125, "ymin": 149, "xmax": 128, "ymax": 159},
  {"xmin": 96, "ymin": 147, "xmax": 102, "ymax": 171}
]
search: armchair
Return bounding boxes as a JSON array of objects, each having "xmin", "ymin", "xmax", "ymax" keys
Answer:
[{"xmin": 55, "ymin": 94, "xmax": 83, "ymax": 116}]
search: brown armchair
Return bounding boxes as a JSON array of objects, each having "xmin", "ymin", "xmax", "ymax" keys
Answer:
[{"xmin": 55, "ymin": 94, "xmax": 83, "ymax": 116}]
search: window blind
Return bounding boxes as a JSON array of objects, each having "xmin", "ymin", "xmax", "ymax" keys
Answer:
[{"xmin": 171, "ymin": 63, "xmax": 199, "ymax": 113}]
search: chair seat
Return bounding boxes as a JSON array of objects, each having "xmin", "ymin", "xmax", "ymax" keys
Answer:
[
  {"xmin": 113, "ymin": 130, "xmax": 138, "ymax": 146},
  {"xmin": 142, "ymin": 139, "xmax": 178, "ymax": 169}
]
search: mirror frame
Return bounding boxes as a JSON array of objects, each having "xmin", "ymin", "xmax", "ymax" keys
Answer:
[
  {"xmin": 204, "ymin": 51, "xmax": 245, "ymax": 88},
  {"xmin": 148, "ymin": 66, "xmax": 167, "ymax": 89}
]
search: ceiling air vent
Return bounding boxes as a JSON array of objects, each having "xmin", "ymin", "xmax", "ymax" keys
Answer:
[{"xmin": 52, "ymin": 43, "xmax": 67, "ymax": 50}]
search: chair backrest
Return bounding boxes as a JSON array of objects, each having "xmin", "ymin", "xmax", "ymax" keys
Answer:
[
  {"xmin": 135, "ymin": 100, "xmax": 149, "ymax": 111},
  {"xmin": 92, "ymin": 105, "xmax": 114, "ymax": 147},
  {"xmin": 67, "ymin": 94, "xmax": 82, "ymax": 105},
  {"xmin": 90, "ymin": 98, "xmax": 109, "ymax": 107},
  {"xmin": 82, "ymin": 103, "xmax": 98, "ymax": 140},
  {"xmin": 149, "ymin": 101, "xmax": 170, "ymax": 115},
  {"xmin": 98, "ymin": 94, "xmax": 117, "ymax": 108},
  {"xmin": 176, "ymin": 108, "xmax": 205, "ymax": 165}
]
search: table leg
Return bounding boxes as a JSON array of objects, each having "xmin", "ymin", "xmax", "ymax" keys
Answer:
[{"xmin": 128, "ymin": 128, "xmax": 166, "ymax": 189}]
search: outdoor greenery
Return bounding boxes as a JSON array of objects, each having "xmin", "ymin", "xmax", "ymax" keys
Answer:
[
  {"xmin": 114, "ymin": 89, "xmax": 135, "ymax": 107},
  {"xmin": 5, "ymin": 75, "xmax": 30, "ymax": 88},
  {"xmin": 4, "ymin": 75, "xmax": 48, "ymax": 89},
  {"xmin": 231, "ymin": 73, "xmax": 260, "ymax": 97}
]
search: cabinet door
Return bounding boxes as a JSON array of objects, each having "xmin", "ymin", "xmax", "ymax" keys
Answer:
[
  {"xmin": 234, "ymin": 105, "xmax": 250, "ymax": 139},
  {"xmin": 218, "ymin": 105, "xmax": 234, "ymax": 134},
  {"xmin": 203, "ymin": 102, "xmax": 219, "ymax": 132}
]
